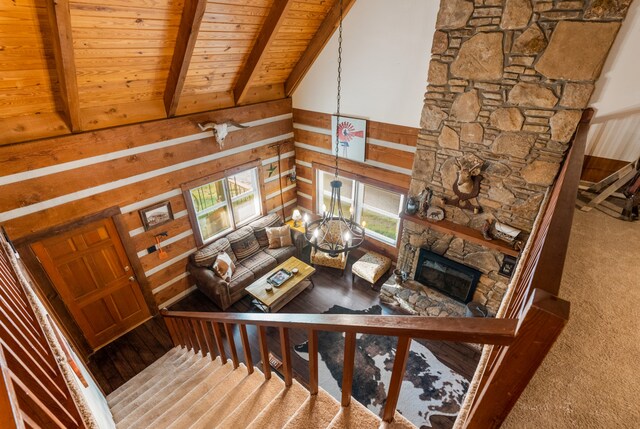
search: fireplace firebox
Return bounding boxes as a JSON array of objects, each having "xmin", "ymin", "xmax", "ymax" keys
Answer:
[{"xmin": 414, "ymin": 249, "xmax": 481, "ymax": 304}]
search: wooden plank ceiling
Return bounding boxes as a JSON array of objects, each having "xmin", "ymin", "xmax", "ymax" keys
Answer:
[{"xmin": 0, "ymin": 0, "xmax": 353, "ymax": 145}]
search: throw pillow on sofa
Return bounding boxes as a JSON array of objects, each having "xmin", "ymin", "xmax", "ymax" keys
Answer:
[
  {"xmin": 212, "ymin": 252, "xmax": 235, "ymax": 282},
  {"xmin": 227, "ymin": 226, "xmax": 260, "ymax": 260},
  {"xmin": 192, "ymin": 237, "xmax": 237, "ymax": 267},
  {"xmin": 266, "ymin": 225, "xmax": 293, "ymax": 249},
  {"xmin": 249, "ymin": 213, "xmax": 282, "ymax": 247}
]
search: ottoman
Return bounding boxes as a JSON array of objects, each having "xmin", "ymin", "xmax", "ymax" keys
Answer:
[{"xmin": 351, "ymin": 251, "xmax": 392, "ymax": 287}]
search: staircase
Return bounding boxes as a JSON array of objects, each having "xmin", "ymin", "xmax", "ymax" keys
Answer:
[{"xmin": 107, "ymin": 346, "xmax": 415, "ymax": 429}]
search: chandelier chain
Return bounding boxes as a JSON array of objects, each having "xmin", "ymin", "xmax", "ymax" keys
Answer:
[{"xmin": 334, "ymin": 0, "xmax": 343, "ymax": 177}]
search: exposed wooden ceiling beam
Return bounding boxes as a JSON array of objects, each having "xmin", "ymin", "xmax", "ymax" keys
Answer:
[
  {"xmin": 285, "ymin": 0, "xmax": 357, "ymax": 97},
  {"xmin": 46, "ymin": 0, "xmax": 81, "ymax": 132},
  {"xmin": 234, "ymin": 0, "xmax": 294, "ymax": 106},
  {"xmin": 164, "ymin": 0, "xmax": 208, "ymax": 117}
]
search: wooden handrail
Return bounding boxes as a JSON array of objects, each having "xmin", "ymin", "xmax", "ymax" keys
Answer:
[
  {"xmin": 160, "ymin": 310, "xmax": 517, "ymax": 345},
  {"xmin": 461, "ymin": 109, "xmax": 594, "ymax": 428},
  {"xmin": 161, "ymin": 307, "xmax": 515, "ymax": 424},
  {"xmin": 530, "ymin": 109, "xmax": 593, "ymax": 296}
]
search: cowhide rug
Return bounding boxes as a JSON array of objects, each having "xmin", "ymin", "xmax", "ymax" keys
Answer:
[{"xmin": 294, "ymin": 305, "xmax": 470, "ymax": 428}]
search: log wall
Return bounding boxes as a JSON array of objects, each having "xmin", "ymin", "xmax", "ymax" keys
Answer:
[
  {"xmin": 0, "ymin": 99, "xmax": 296, "ymax": 310},
  {"xmin": 292, "ymin": 108, "xmax": 418, "ymax": 259}
]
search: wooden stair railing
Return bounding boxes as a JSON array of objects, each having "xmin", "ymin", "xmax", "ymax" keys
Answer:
[
  {"xmin": 460, "ymin": 109, "xmax": 594, "ymax": 428},
  {"xmin": 160, "ymin": 288, "xmax": 563, "ymax": 425},
  {"xmin": 0, "ymin": 231, "xmax": 86, "ymax": 428}
]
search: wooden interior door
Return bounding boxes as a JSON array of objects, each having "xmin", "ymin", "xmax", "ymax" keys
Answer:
[{"xmin": 30, "ymin": 218, "xmax": 150, "ymax": 350}]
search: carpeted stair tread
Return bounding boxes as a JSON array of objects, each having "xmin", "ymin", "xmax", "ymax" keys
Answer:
[
  {"xmin": 109, "ymin": 349, "xmax": 200, "ymax": 417},
  {"xmin": 214, "ymin": 372, "xmax": 286, "ymax": 429},
  {"xmin": 107, "ymin": 346, "xmax": 181, "ymax": 406},
  {"xmin": 143, "ymin": 361, "xmax": 239, "ymax": 429},
  {"xmin": 282, "ymin": 387, "xmax": 340, "ymax": 429},
  {"xmin": 109, "ymin": 348, "xmax": 194, "ymax": 410},
  {"xmin": 327, "ymin": 399, "xmax": 382, "ymax": 429},
  {"xmin": 244, "ymin": 380, "xmax": 309, "ymax": 429},
  {"xmin": 163, "ymin": 364, "xmax": 252, "ymax": 429},
  {"xmin": 111, "ymin": 352, "xmax": 209, "ymax": 420},
  {"xmin": 187, "ymin": 368, "xmax": 267, "ymax": 429},
  {"xmin": 379, "ymin": 412, "xmax": 417, "ymax": 429},
  {"xmin": 116, "ymin": 357, "xmax": 227, "ymax": 428}
]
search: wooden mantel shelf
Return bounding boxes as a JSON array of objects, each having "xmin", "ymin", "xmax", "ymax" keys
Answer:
[{"xmin": 400, "ymin": 213, "xmax": 520, "ymax": 257}]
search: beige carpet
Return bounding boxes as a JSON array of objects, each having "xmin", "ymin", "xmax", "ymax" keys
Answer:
[{"xmin": 503, "ymin": 209, "xmax": 640, "ymax": 428}]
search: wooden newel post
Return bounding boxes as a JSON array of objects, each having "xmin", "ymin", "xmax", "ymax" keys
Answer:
[{"xmin": 464, "ymin": 288, "xmax": 570, "ymax": 429}]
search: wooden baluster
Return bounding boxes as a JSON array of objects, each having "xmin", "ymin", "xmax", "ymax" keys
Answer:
[
  {"xmin": 181, "ymin": 319, "xmax": 194, "ymax": 351},
  {"xmin": 239, "ymin": 324, "xmax": 253, "ymax": 374},
  {"xmin": 164, "ymin": 318, "xmax": 180, "ymax": 347},
  {"xmin": 200, "ymin": 320, "xmax": 215, "ymax": 361},
  {"xmin": 341, "ymin": 332, "xmax": 356, "ymax": 407},
  {"xmin": 308, "ymin": 329, "xmax": 318, "ymax": 395},
  {"xmin": 258, "ymin": 326, "xmax": 271, "ymax": 380},
  {"xmin": 174, "ymin": 319, "xmax": 188, "ymax": 350},
  {"xmin": 223, "ymin": 324, "xmax": 239, "ymax": 369},
  {"xmin": 210, "ymin": 322, "xmax": 227, "ymax": 364},
  {"xmin": 190, "ymin": 319, "xmax": 205, "ymax": 356},
  {"xmin": 171, "ymin": 318, "xmax": 185, "ymax": 348},
  {"xmin": 279, "ymin": 327, "xmax": 292, "ymax": 387},
  {"xmin": 382, "ymin": 336, "xmax": 412, "ymax": 422}
]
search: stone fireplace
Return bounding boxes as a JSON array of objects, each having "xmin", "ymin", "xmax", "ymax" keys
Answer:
[
  {"xmin": 387, "ymin": 0, "xmax": 631, "ymax": 317},
  {"xmin": 415, "ymin": 249, "xmax": 481, "ymax": 304}
]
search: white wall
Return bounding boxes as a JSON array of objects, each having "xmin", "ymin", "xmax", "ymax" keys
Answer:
[
  {"xmin": 586, "ymin": 0, "xmax": 640, "ymax": 161},
  {"xmin": 292, "ymin": 0, "xmax": 438, "ymax": 128}
]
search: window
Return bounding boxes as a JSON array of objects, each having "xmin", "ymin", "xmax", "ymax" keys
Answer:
[
  {"xmin": 316, "ymin": 170, "xmax": 404, "ymax": 245},
  {"xmin": 185, "ymin": 167, "xmax": 262, "ymax": 245}
]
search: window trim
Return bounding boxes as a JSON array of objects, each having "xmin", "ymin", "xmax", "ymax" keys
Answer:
[
  {"xmin": 182, "ymin": 160, "xmax": 265, "ymax": 247},
  {"xmin": 315, "ymin": 167, "xmax": 405, "ymax": 246}
]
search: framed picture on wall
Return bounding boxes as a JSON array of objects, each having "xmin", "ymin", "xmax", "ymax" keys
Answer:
[
  {"xmin": 331, "ymin": 115, "xmax": 366, "ymax": 163},
  {"xmin": 140, "ymin": 201, "xmax": 174, "ymax": 231}
]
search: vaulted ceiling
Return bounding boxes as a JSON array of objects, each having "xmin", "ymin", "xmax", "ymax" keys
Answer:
[{"xmin": 0, "ymin": 0, "xmax": 354, "ymax": 145}]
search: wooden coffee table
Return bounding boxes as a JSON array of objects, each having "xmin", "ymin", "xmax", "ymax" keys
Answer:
[{"xmin": 246, "ymin": 257, "xmax": 315, "ymax": 313}]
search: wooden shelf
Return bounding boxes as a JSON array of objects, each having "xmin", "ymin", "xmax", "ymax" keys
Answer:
[{"xmin": 400, "ymin": 213, "xmax": 520, "ymax": 257}]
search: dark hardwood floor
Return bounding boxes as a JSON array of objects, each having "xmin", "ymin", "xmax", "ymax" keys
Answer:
[{"xmin": 88, "ymin": 252, "xmax": 481, "ymax": 428}]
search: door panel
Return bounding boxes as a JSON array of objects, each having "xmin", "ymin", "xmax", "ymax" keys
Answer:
[
  {"xmin": 111, "ymin": 287, "xmax": 143, "ymax": 320},
  {"xmin": 31, "ymin": 218, "xmax": 150, "ymax": 350}
]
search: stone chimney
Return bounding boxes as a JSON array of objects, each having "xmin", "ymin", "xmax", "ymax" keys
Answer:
[{"xmin": 391, "ymin": 0, "xmax": 631, "ymax": 315}]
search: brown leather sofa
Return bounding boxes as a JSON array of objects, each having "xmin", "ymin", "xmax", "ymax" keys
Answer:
[{"xmin": 187, "ymin": 214, "xmax": 303, "ymax": 310}]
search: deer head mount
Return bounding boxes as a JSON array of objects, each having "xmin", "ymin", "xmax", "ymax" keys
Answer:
[
  {"xmin": 446, "ymin": 154, "xmax": 484, "ymax": 213},
  {"xmin": 197, "ymin": 120, "xmax": 249, "ymax": 149}
]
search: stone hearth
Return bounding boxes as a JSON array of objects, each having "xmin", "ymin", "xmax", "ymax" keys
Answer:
[{"xmin": 381, "ymin": 279, "xmax": 467, "ymax": 318}]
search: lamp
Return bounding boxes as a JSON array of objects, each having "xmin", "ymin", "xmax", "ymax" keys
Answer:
[
  {"xmin": 304, "ymin": 0, "xmax": 365, "ymax": 257},
  {"xmin": 292, "ymin": 209, "xmax": 302, "ymax": 227}
]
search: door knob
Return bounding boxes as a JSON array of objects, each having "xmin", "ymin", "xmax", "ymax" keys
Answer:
[
  {"xmin": 124, "ymin": 266, "xmax": 130, "ymax": 272},
  {"xmin": 128, "ymin": 276, "xmax": 135, "ymax": 282}
]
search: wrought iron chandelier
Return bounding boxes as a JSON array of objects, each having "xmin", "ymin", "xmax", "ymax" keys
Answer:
[{"xmin": 303, "ymin": 0, "xmax": 365, "ymax": 257}]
